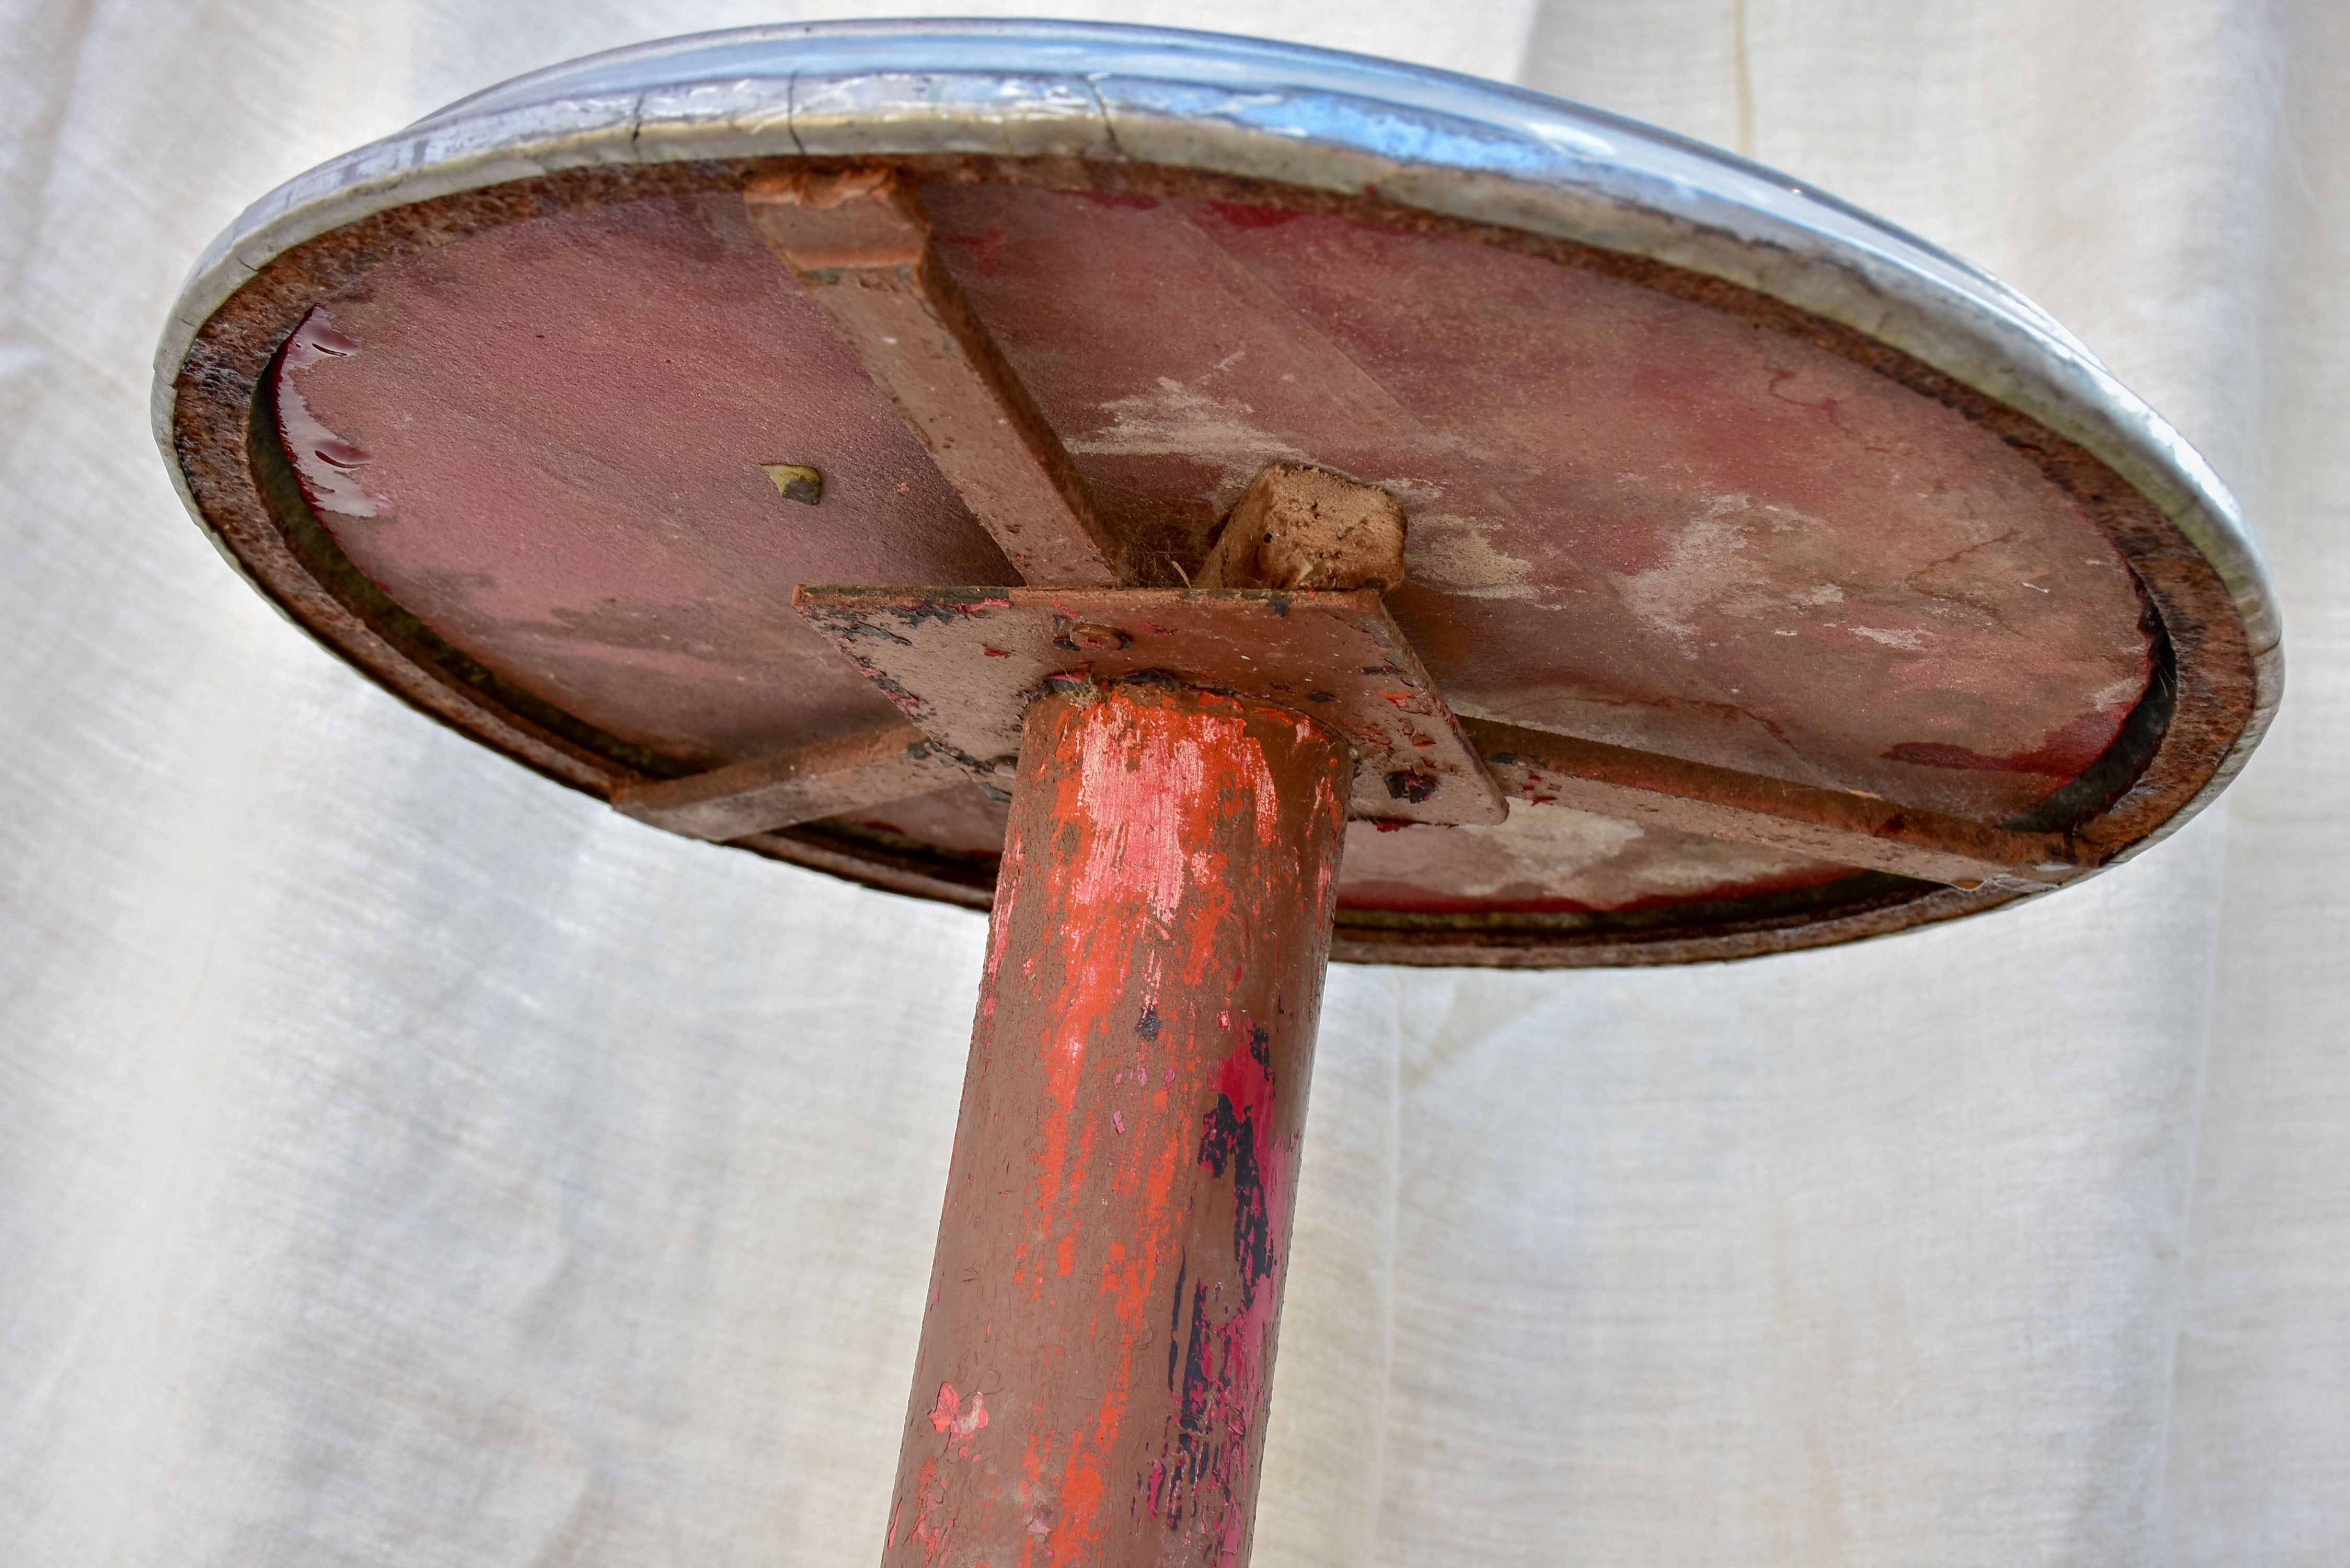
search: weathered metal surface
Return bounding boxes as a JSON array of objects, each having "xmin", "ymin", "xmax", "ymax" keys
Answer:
[
  {"xmin": 651, "ymin": 622, "xmax": 2069, "ymax": 887},
  {"xmin": 154, "ymin": 25, "xmax": 2278, "ymax": 963},
  {"xmin": 620, "ymin": 462, "xmax": 1424, "ymax": 843},
  {"xmin": 1462, "ymin": 716, "xmax": 2085, "ymax": 889},
  {"xmin": 1335, "ymin": 805, "xmax": 1856, "ymax": 916},
  {"xmin": 612, "ymin": 721, "xmax": 965, "ymax": 840},
  {"xmin": 891, "ymin": 680, "xmax": 1346, "ymax": 1568},
  {"xmin": 745, "ymin": 168, "xmax": 1125, "ymax": 587},
  {"xmin": 794, "ymin": 585, "xmax": 1508, "ymax": 827}
]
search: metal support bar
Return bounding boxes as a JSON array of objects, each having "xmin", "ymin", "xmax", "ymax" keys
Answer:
[
  {"xmin": 792, "ymin": 584, "xmax": 1509, "ymax": 827},
  {"xmin": 1462, "ymin": 716, "xmax": 2088, "ymax": 887},
  {"xmin": 883, "ymin": 681, "xmax": 1349, "ymax": 1568},
  {"xmin": 610, "ymin": 722, "xmax": 966, "ymax": 840},
  {"xmin": 610, "ymin": 696, "xmax": 2081, "ymax": 889},
  {"xmin": 745, "ymin": 168, "xmax": 1126, "ymax": 587},
  {"xmin": 611, "ymin": 701, "xmax": 2088, "ymax": 884}
]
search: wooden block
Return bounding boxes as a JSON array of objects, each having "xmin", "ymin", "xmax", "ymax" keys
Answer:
[{"xmin": 1196, "ymin": 463, "xmax": 1407, "ymax": 591}]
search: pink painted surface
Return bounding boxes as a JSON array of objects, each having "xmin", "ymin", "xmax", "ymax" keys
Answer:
[
  {"xmin": 275, "ymin": 182, "xmax": 2151, "ymax": 910},
  {"xmin": 277, "ymin": 191, "xmax": 1017, "ymax": 769}
]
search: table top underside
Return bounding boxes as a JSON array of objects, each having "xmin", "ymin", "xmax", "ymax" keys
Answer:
[{"xmin": 272, "ymin": 176, "xmax": 2152, "ymax": 923}]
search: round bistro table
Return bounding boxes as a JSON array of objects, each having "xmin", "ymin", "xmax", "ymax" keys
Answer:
[{"xmin": 156, "ymin": 22, "xmax": 2278, "ymax": 1567}]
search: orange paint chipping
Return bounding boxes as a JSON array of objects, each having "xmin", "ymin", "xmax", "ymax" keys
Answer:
[{"xmin": 881, "ymin": 682, "xmax": 1349, "ymax": 1568}]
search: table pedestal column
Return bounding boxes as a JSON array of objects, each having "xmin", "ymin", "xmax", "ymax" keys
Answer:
[{"xmin": 882, "ymin": 679, "xmax": 1351, "ymax": 1568}]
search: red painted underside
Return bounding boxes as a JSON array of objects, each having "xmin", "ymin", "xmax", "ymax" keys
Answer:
[{"xmin": 274, "ymin": 182, "xmax": 2151, "ymax": 914}]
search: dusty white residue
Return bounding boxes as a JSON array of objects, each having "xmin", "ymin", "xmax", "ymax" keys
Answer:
[
  {"xmin": 1404, "ymin": 513, "xmax": 1537, "ymax": 600},
  {"xmin": 1847, "ymin": 625, "xmax": 1932, "ymax": 652},
  {"xmin": 1615, "ymin": 500, "xmax": 1757, "ymax": 649},
  {"xmin": 1631, "ymin": 834, "xmax": 1834, "ymax": 895},
  {"xmin": 1477, "ymin": 802, "xmax": 1828, "ymax": 894},
  {"xmin": 1614, "ymin": 494, "xmax": 1843, "ymax": 655},
  {"xmin": 1067, "ymin": 377, "xmax": 1307, "ymax": 488},
  {"xmin": 1394, "ymin": 800, "xmax": 1645, "ymax": 896},
  {"xmin": 2089, "ymin": 670, "xmax": 2149, "ymax": 709},
  {"xmin": 1373, "ymin": 471, "xmax": 1451, "ymax": 506},
  {"xmin": 1487, "ymin": 798, "xmax": 1643, "ymax": 856},
  {"xmin": 1070, "ymin": 723, "xmax": 1203, "ymax": 923}
]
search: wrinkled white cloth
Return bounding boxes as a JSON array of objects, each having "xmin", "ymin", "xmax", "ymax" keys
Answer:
[{"xmin": 1, "ymin": 3, "xmax": 2342, "ymax": 1565}]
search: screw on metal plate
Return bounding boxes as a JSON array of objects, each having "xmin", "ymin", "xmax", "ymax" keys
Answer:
[{"xmin": 762, "ymin": 463, "xmax": 823, "ymax": 505}]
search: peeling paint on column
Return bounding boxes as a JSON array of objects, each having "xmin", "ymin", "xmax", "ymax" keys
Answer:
[
  {"xmin": 1136, "ymin": 1012, "xmax": 1296, "ymax": 1564},
  {"xmin": 882, "ymin": 681, "xmax": 1347, "ymax": 1568}
]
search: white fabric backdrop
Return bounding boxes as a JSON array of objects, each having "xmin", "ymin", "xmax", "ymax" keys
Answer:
[{"xmin": 2, "ymin": 2, "xmax": 2342, "ymax": 1564}]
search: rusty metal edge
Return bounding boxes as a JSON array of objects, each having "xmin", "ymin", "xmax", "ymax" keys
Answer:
[
  {"xmin": 158, "ymin": 155, "xmax": 2251, "ymax": 965},
  {"xmin": 159, "ymin": 155, "xmax": 2247, "ymax": 964}
]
